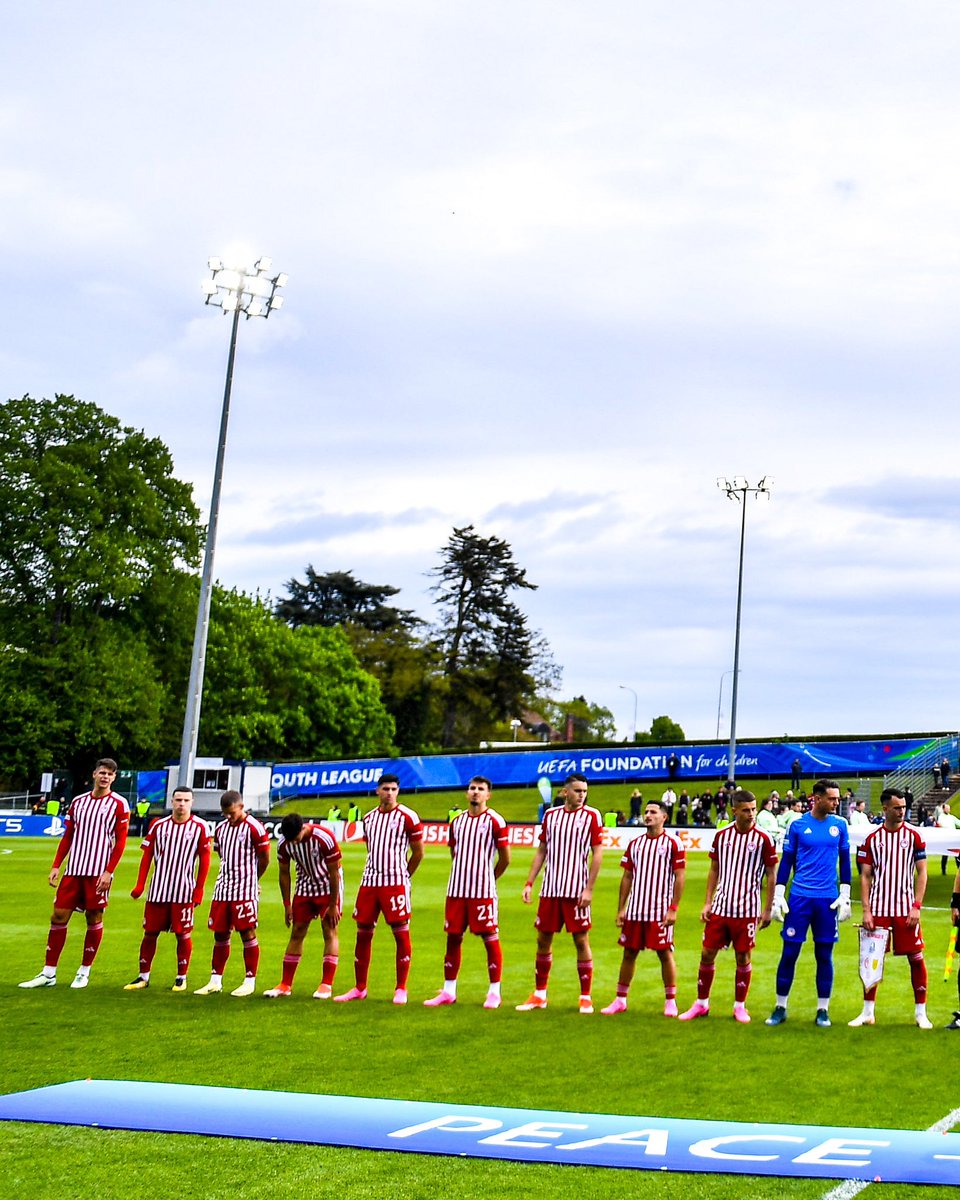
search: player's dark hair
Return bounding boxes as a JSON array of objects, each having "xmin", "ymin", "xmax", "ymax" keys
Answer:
[
  {"xmin": 565, "ymin": 772, "xmax": 588, "ymax": 786},
  {"xmin": 95, "ymin": 757, "xmax": 118, "ymax": 773},
  {"xmin": 378, "ymin": 773, "xmax": 400, "ymax": 786},
  {"xmin": 279, "ymin": 812, "xmax": 305, "ymax": 840},
  {"xmin": 172, "ymin": 786, "xmax": 193, "ymax": 799},
  {"xmin": 645, "ymin": 799, "xmax": 669, "ymax": 813},
  {"xmin": 220, "ymin": 789, "xmax": 243, "ymax": 812},
  {"xmin": 731, "ymin": 788, "xmax": 756, "ymax": 806},
  {"xmin": 811, "ymin": 778, "xmax": 839, "ymax": 796},
  {"xmin": 469, "ymin": 775, "xmax": 492, "ymax": 790},
  {"xmin": 880, "ymin": 787, "xmax": 904, "ymax": 804}
]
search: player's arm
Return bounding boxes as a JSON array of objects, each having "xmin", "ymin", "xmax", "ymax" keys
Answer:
[
  {"xmin": 278, "ymin": 857, "xmax": 293, "ymax": 927},
  {"xmin": 130, "ymin": 842, "xmax": 154, "ymax": 900},
  {"xmin": 860, "ymin": 861, "xmax": 875, "ymax": 931},
  {"xmin": 701, "ymin": 860, "xmax": 718, "ymax": 922},
  {"xmin": 615, "ymin": 867, "xmax": 632, "ymax": 927},
  {"xmin": 193, "ymin": 835, "xmax": 211, "ymax": 905},
  {"xmin": 406, "ymin": 835, "xmax": 424, "ymax": 878},
  {"xmin": 759, "ymin": 859, "xmax": 776, "ymax": 928},
  {"xmin": 665, "ymin": 866, "xmax": 686, "ymax": 927},
  {"xmin": 493, "ymin": 841, "xmax": 510, "ymax": 879},
  {"xmin": 326, "ymin": 850, "xmax": 342, "ymax": 927},
  {"xmin": 256, "ymin": 839, "xmax": 271, "ymax": 879},
  {"xmin": 49, "ymin": 821, "xmax": 74, "ymax": 887},
  {"xmin": 909, "ymin": 854, "xmax": 927, "ymax": 928},
  {"xmin": 522, "ymin": 844, "xmax": 547, "ymax": 903},
  {"xmin": 578, "ymin": 843, "xmax": 603, "ymax": 908}
]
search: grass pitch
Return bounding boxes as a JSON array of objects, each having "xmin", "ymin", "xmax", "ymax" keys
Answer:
[{"xmin": 3, "ymin": 836, "xmax": 959, "ymax": 1198}]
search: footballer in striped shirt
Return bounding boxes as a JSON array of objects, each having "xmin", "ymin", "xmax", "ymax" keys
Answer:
[
  {"xmin": 195, "ymin": 790, "xmax": 270, "ymax": 998},
  {"xmin": 124, "ymin": 785, "xmax": 211, "ymax": 993},
  {"xmin": 601, "ymin": 800, "xmax": 686, "ymax": 1017},
  {"xmin": 424, "ymin": 776, "xmax": 510, "ymax": 1010},
  {"xmin": 334, "ymin": 773, "xmax": 423, "ymax": 1005},
  {"xmin": 517, "ymin": 772, "xmax": 604, "ymax": 1014},
  {"xmin": 849, "ymin": 787, "xmax": 931, "ymax": 1029},
  {"xmin": 263, "ymin": 812, "xmax": 343, "ymax": 1000},
  {"xmin": 679, "ymin": 788, "xmax": 777, "ymax": 1024},
  {"xmin": 20, "ymin": 758, "xmax": 129, "ymax": 992}
]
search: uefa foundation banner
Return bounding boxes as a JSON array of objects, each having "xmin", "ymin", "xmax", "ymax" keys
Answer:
[{"xmin": 270, "ymin": 735, "xmax": 955, "ymax": 799}]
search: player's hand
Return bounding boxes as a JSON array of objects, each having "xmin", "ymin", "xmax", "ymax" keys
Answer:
[
  {"xmin": 771, "ymin": 884, "xmax": 789, "ymax": 922},
  {"xmin": 759, "ymin": 908, "xmax": 772, "ymax": 929},
  {"xmin": 192, "ymin": 887, "xmax": 204, "ymax": 906},
  {"xmin": 131, "ymin": 886, "xmax": 143, "ymax": 900},
  {"xmin": 952, "ymin": 907, "xmax": 960, "ymax": 927},
  {"xmin": 861, "ymin": 910, "xmax": 875, "ymax": 932},
  {"xmin": 284, "ymin": 907, "xmax": 292, "ymax": 928},
  {"xmin": 95, "ymin": 870, "xmax": 112, "ymax": 893},
  {"xmin": 614, "ymin": 910, "xmax": 626, "ymax": 928},
  {"xmin": 521, "ymin": 883, "xmax": 533, "ymax": 905},
  {"xmin": 907, "ymin": 904, "xmax": 921, "ymax": 929},
  {"xmin": 664, "ymin": 908, "xmax": 677, "ymax": 927},
  {"xmin": 830, "ymin": 884, "xmax": 852, "ymax": 923},
  {"xmin": 577, "ymin": 887, "xmax": 593, "ymax": 908},
  {"xmin": 47, "ymin": 867, "xmax": 59, "ymax": 888},
  {"xmin": 699, "ymin": 904, "xmax": 711, "ymax": 923}
]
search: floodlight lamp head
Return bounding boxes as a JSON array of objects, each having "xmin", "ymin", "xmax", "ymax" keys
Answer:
[
  {"xmin": 274, "ymin": 272, "xmax": 288, "ymax": 288},
  {"xmin": 208, "ymin": 257, "xmax": 223, "ymax": 271},
  {"xmin": 254, "ymin": 256, "xmax": 272, "ymax": 273}
]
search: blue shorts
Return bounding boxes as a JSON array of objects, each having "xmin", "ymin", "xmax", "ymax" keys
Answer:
[{"xmin": 781, "ymin": 895, "xmax": 838, "ymax": 944}]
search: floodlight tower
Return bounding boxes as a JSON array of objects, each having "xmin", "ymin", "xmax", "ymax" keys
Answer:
[
  {"xmin": 619, "ymin": 683, "xmax": 638, "ymax": 743},
  {"xmin": 178, "ymin": 257, "xmax": 288, "ymax": 790},
  {"xmin": 716, "ymin": 476, "xmax": 772, "ymax": 787}
]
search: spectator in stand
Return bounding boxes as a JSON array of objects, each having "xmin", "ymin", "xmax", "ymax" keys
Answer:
[
  {"xmin": 677, "ymin": 790, "xmax": 690, "ymax": 827},
  {"xmin": 791, "ymin": 758, "xmax": 802, "ymax": 791},
  {"xmin": 660, "ymin": 785, "xmax": 677, "ymax": 825},
  {"xmin": 629, "ymin": 789, "xmax": 643, "ymax": 824},
  {"xmin": 936, "ymin": 802, "xmax": 960, "ymax": 876}
]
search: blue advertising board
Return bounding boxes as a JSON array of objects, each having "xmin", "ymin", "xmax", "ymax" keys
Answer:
[{"xmin": 270, "ymin": 735, "xmax": 955, "ymax": 798}]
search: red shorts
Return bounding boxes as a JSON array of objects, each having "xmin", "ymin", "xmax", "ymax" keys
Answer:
[
  {"xmin": 535, "ymin": 896, "xmax": 591, "ymax": 934},
  {"xmin": 702, "ymin": 914, "xmax": 758, "ymax": 953},
  {"xmin": 291, "ymin": 894, "xmax": 339, "ymax": 924},
  {"xmin": 619, "ymin": 919, "xmax": 674, "ymax": 952},
  {"xmin": 353, "ymin": 884, "xmax": 411, "ymax": 927},
  {"xmin": 143, "ymin": 901, "xmax": 195, "ymax": 935},
  {"xmin": 208, "ymin": 898, "xmax": 259, "ymax": 933},
  {"xmin": 872, "ymin": 915, "xmax": 924, "ymax": 955},
  {"xmin": 56, "ymin": 875, "xmax": 108, "ymax": 913},
  {"xmin": 444, "ymin": 896, "xmax": 499, "ymax": 935}
]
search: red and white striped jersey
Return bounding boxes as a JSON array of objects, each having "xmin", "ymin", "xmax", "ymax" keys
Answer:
[
  {"xmin": 709, "ymin": 823, "xmax": 778, "ymax": 919},
  {"xmin": 359, "ymin": 804, "xmax": 423, "ymax": 887},
  {"xmin": 142, "ymin": 815, "xmax": 211, "ymax": 904},
  {"xmin": 858, "ymin": 825, "xmax": 927, "ymax": 917},
  {"xmin": 621, "ymin": 830, "xmax": 686, "ymax": 922},
  {"xmin": 63, "ymin": 790, "xmax": 130, "ymax": 877},
  {"xmin": 212, "ymin": 814, "xmax": 270, "ymax": 902},
  {"xmin": 539, "ymin": 804, "xmax": 603, "ymax": 899},
  {"xmin": 278, "ymin": 824, "xmax": 342, "ymax": 898},
  {"xmin": 447, "ymin": 808, "xmax": 508, "ymax": 899}
]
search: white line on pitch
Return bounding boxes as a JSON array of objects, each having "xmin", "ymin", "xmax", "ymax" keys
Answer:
[{"xmin": 818, "ymin": 1107, "xmax": 960, "ymax": 1200}]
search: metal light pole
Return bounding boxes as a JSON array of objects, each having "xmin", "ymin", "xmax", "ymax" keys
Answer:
[
  {"xmin": 178, "ymin": 256, "xmax": 288, "ymax": 789},
  {"xmin": 716, "ymin": 476, "xmax": 772, "ymax": 787},
  {"xmin": 619, "ymin": 684, "xmax": 638, "ymax": 743},
  {"xmin": 716, "ymin": 669, "xmax": 735, "ymax": 740}
]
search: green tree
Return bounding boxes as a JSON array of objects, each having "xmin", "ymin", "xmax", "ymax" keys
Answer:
[
  {"xmin": 276, "ymin": 566, "xmax": 419, "ymax": 633},
  {"xmin": 200, "ymin": 588, "xmax": 396, "ymax": 761},
  {"xmin": 430, "ymin": 525, "xmax": 553, "ymax": 747},
  {"xmin": 538, "ymin": 695, "xmax": 616, "ymax": 743},
  {"xmin": 634, "ymin": 714, "xmax": 686, "ymax": 743}
]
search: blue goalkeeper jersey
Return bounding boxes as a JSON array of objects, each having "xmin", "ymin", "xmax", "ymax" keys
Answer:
[{"xmin": 777, "ymin": 812, "xmax": 851, "ymax": 897}]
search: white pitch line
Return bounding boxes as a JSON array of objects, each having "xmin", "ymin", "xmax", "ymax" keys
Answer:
[{"xmin": 818, "ymin": 1108, "xmax": 960, "ymax": 1200}]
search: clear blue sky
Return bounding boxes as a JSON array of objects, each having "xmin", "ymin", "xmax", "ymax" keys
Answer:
[{"xmin": 4, "ymin": 2, "xmax": 959, "ymax": 740}]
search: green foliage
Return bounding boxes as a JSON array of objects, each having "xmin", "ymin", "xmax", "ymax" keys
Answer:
[
  {"xmin": 538, "ymin": 694, "xmax": 616, "ymax": 742},
  {"xmin": 634, "ymin": 714, "xmax": 686, "ymax": 743},
  {"xmin": 276, "ymin": 566, "xmax": 420, "ymax": 632},
  {"xmin": 201, "ymin": 588, "xmax": 396, "ymax": 760}
]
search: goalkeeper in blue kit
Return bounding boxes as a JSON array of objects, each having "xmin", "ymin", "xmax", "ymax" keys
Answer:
[{"xmin": 766, "ymin": 779, "xmax": 852, "ymax": 1028}]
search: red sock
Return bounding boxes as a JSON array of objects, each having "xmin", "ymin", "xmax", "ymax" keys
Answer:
[
  {"xmin": 735, "ymin": 963, "xmax": 752, "ymax": 1003},
  {"xmin": 535, "ymin": 953, "xmax": 553, "ymax": 991},
  {"xmin": 354, "ymin": 926, "xmax": 374, "ymax": 988},
  {"xmin": 483, "ymin": 935, "xmax": 503, "ymax": 984},
  {"xmin": 212, "ymin": 937, "xmax": 231, "ymax": 975},
  {"xmin": 242, "ymin": 938, "xmax": 260, "ymax": 978},
  {"xmin": 444, "ymin": 934, "xmax": 463, "ymax": 983},
  {"xmin": 45, "ymin": 924, "xmax": 68, "ymax": 969},
  {"xmin": 864, "ymin": 984, "xmax": 879, "ymax": 1002},
  {"xmin": 697, "ymin": 961, "xmax": 716, "ymax": 1001},
  {"xmin": 664, "ymin": 985, "xmax": 677, "ymax": 1000},
  {"xmin": 176, "ymin": 934, "xmax": 192, "ymax": 977},
  {"xmin": 81, "ymin": 922, "xmax": 103, "ymax": 968},
  {"xmin": 321, "ymin": 955, "xmax": 338, "ymax": 987},
  {"xmin": 281, "ymin": 954, "xmax": 301, "ymax": 987},
  {"xmin": 139, "ymin": 933, "xmax": 159, "ymax": 975},
  {"xmin": 393, "ymin": 926, "xmax": 412, "ymax": 989},
  {"xmin": 909, "ymin": 954, "xmax": 928, "ymax": 1003},
  {"xmin": 577, "ymin": 958, "xmax": 593, "ymax": 996}
]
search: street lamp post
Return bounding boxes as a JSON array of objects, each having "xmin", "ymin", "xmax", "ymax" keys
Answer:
[
  {"xmin": 177, "ymin": 257, "xmax": 287, "ymax": 789},
  {"xmin": 619, "ymin": 684, "xmax": 638, "ymax": 743},
  {"xmin": 716, "ymin": 669, "xmax": 735, "ymax": 740},
  {"xmin": 716, "ymin": 476, "xmax": 772, "ymax": 787}
]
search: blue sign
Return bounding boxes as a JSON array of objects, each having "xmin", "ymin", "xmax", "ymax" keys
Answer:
[
  {"xmin": 0, "ymin": 1081, "xmax": 957, "ymax": 1184},
  {"xmin": 271, "ymin": 736, "xmax": 956, "ymax": 798},
  {"xmin": 0, "ymin": 815, "xmax": 65, "ymax": 838}
]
